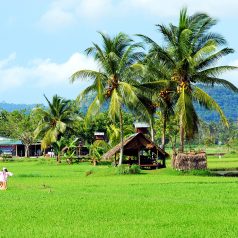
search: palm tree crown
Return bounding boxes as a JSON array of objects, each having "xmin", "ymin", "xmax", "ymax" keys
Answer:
[
  {"xmin": 138, "ymin": 8, "xmax": 238, "ymax": 151},
  {"xmin": 34, "ymin": 95, "xmax": 80, "ymax": 149},
  {"xmin": 71, "ymin": 32, "xmax": 147, "ymax": 164}
]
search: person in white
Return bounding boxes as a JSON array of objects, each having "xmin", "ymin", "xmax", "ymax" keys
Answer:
[{"xmin": 0, "ymin": 167, "xmax": 13, "ymax": 190}]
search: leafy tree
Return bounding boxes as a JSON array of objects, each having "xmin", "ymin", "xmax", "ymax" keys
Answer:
[
  {"xmin": 52, "ymin": 137, "xmax": 66, "ymax": 163},
  {"xmin": 71, "ymin": 32, "xmax": 147, "ymax": 164},
  {"xmin": 0, "ymin": 110, "xmax": 38, "ymax": 157},
  {"xmin": 89, "ymin": 140, "xmax": 110, "ymax": 166},
  {"xmin": 62, "ymin": 137, "xmax": 79, "ymax": 164},
  {"xmin": 20, "ymin": 132, "xmax": 34, "ymax": 157}
]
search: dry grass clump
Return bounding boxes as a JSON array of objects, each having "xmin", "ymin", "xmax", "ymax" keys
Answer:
[{"xmin": 172, "ymin": 152, "xmax": 207, "ymax": 170}]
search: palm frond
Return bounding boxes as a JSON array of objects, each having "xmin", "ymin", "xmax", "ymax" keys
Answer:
[
  {"xmin": 192, "ymin": 75, "xmax": 238, "ymax": 92},
  {"xmin": 70, "ymin": 70, "xmax": 104, "ymax": 83},
  {"xmin": 85, "ymin": 96, "xmax": 104, "ymax": 124},
  {"xmin": 195, "ymin": 48, "xmax": 235, "ymax": 70},
  {"xmin": 192, "ymin": 86, "xmax": 229, "ymax": 126},
  {"xmin": 108, "ymin": 90, "xmax": 122, "ymax": 122}
]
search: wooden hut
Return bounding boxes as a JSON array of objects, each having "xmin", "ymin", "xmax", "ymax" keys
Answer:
[{"xmin": 102, "ymin": 133, "xmax": 168, "ymax": 168}]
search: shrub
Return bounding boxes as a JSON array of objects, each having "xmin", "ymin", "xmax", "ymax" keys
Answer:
[
  {"xmin": 117, "ymin": 164, "xmax": 130, "ymax": 174},
  {"xmin": 117, "ymin": 164, "xmax": 141, "ymax": 175},
  {"xmin": 2, "ymin": 154, "xmax": 14, "ymax": 162},
  {"xmin": 129, "ymin": 164, "xmax": 141, "ymax": 174}
]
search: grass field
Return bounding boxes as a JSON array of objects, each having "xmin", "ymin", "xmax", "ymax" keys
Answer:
[{"xmin": 1, "ymin": 155, "xmax": 238, "ymax": 238}]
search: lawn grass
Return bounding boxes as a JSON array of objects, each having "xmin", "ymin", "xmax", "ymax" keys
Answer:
[{"xmin": 0, "ymin": 156, "xmax": 238, "ymax": 238}]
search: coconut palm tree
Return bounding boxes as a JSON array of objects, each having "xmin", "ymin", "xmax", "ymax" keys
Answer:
[
  {"xmin": 132, "ymin": 58, "xmax": 176, "ymax": 147},
  {"xmin": 71, "ymin": 32, "xmax": 147, "ymax": 165},
  {"xmin": 138, "ymin": 8, "xmax": 238, "ymax": 152},
  {"xmin": 33, "ymin": 95, "xmax": 81, "ymax": 159}
]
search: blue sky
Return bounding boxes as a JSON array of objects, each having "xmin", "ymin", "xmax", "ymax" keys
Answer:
[{"xmin": 0, "ymin": 0, "xmax": 238, "ymax": 104}]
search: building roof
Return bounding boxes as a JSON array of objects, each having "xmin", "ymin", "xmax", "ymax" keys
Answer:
[
  {"xmin": 133, "ymin": 122, "xmax": 150, "ymax": 128},
  {"xmin": 102, "ymin": 133, "xmax": 168, "ymax": 159},
  {"xmin": 94, "ymin": 132, "xmax": 105, "ymax": 136},
  {"xmin": 0, "ymin": 140, "xmax": 22, "ymax": 145},
  {"xmin": 0, "ymin": 137, "xmax": 22, "ymax": 145}
]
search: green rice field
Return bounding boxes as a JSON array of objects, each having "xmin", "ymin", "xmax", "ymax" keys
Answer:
[{"xmin": 1, "ymin": 155, "xmax": 238, "ymax": 238}]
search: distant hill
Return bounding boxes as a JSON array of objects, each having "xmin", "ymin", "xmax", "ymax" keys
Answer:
[
  {"xmin": 0, "ymin": 85, "xmax": 237, "ymax": 121},
  {"xmin": 0, "ymin": 102, "xmax": 37, "ymax": 112},
  {"xmin": 196, "ymin": 85, "xmax": 238, "ymax": 122}
]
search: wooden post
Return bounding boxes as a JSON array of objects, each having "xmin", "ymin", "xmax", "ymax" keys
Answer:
[
  {"xmin": 15, "ymin": 145, "xmax": 18, "ymax": 157},
  {"xmin": 138, "ymin": 150, "xmax": 141, "ymax": 166}
]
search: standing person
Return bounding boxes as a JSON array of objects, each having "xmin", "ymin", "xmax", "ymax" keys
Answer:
[{"xmin": 0, "ymin": 168, "xmax": 13, "ymax": 190}]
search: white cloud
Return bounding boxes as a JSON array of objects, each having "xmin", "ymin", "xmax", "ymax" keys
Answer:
[
  {"xmin": 39, "ymin": 7, "xmax": 75, "ymax": 31},
  {"xmin": 38, "ymin": 0, "xmax": 238, "ymax": 31},
  {"xmin": 0, "ymin": 53, "xmax": 97, "ymax": 103},
  {"xmin": 121, "ymin": 0, "xmax": 238, "ymax": 17},
  {"xmin": 76, "ymin": 0, "xmax": 113, "ymax": 19},
  {"xmin": 38, "ymin": 0, "xmax": 114, "ymax": 30},
  {"xmin": 0, "ymin": 53, "xmax": 16, "ymax": 69}
]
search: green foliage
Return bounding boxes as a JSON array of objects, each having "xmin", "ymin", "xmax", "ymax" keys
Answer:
[
  {"xmin": 74, "ymin": 112, "xmax": 110, "ymax": 144},
  {"xmin": 117, "ymin": 164, "xmax": 130, "ymax": 174},
  {"xmin": 117, "ymin": 164, "xmax": 141, "ymax": 174},
  {"xmin": 138, "ymin": 8, "xmax": 237, "ymax": 151},
  {"xmin": 129, "ymin": 164, "xmax": 141, "ymax": 174},
  {"xmin": 177, "ymin": 169, "xmax": 212, "ymax": 176},
  {"xmin": 89, "ymin": 140, "xmax": 110, "ymax": 164},
  {"xmin": 2, "ymin": 153, "xmax": 13, "ymax": 161},
  {"xmin": 0, "ymin": 109, "xmax": 38, "ymax": 139},
  {"xmin": 33, "ymin": 95, "xmax": 81, "ymax": 149},
  {"xmin": 62, "ymin": 137, "xmax": 79, "ymax": 164}
]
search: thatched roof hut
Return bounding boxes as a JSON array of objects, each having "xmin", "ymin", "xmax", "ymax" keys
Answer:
[
  {"xmin": 172, "ymin": 152, "xmax": 207, "ymax": 170},
  {"xmin": 102, "ymin": 133, "xmax": 168, "ymax": 167}
]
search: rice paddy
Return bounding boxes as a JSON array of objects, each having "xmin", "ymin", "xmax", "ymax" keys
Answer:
[{"xmin": 1, "ymin": 155, "xmax": 238, "ymax": 238}]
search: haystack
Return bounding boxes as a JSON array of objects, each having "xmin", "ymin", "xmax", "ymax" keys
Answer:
[{"xmin": 172, "ymin": 152, "xmax": 207, "ymax": 170}]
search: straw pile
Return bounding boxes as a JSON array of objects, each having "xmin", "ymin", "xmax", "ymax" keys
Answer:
[{"xmin": 172, "ymin": 152, "xmax": 207, "ymax": 170}]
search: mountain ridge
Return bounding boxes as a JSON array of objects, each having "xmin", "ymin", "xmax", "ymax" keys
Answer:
[{"xmin": 0, "ymin": 85, "xmax": 237, "ymax": 121}]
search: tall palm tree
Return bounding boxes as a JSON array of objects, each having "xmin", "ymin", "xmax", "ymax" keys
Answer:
[
  {"xmin": 71, "ymin": 32, "xmax": 147, "ymax": 165},
  {"xmin": 138, "ymin": 8, "xmax": 238, "ymax": 152},
  {"xmin": 132, "ymin": 58, "xmax": 175, "ymax": 147},
  {"xmin": 33, "ymin": 95, "xmax": 80, "ymax": 159}
]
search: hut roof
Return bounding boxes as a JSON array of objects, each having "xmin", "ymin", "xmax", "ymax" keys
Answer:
[{"xmin": 102, "ymin": 133, "xmax": 168, "ymax": 159}]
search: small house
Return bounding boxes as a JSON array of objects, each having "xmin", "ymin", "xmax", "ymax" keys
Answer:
[
  {"xmin": 0, "ymin": 136, "xmax": 41, "ymax": 157},
  {"xmin": 102, "ymin": 133, "xmax": 168, "ymax": 168}
]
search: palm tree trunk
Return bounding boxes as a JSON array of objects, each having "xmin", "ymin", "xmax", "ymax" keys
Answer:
[
  {"xmin": 161, "ymin": 115, "xmax": 167, "ymax": 150},
  {"xmin": 149, "ymin": 116, "xmax": 155, "ymax": 142},
  {"xmin": 179, "ymin": 122, "xmax": 185, "ymax": 152},
  {"xmin": 118, "ymin": 108, "xmax": 124, "ymax": 165},
  {"xmin": 57, "ymin": 154, "xmax": 61, "ymax": 163}
]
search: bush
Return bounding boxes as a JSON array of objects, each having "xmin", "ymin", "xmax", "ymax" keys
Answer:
[
  {"xmin": 129, "ymin": 164, "xmax": 141, "ymax": 174},
  {"xmin": 2, "ymin": 154, "xmax": 14, "ymax": 162},
  {"xmin": 117, "ymin": 164, "xmax": 130, "ymax": 174},
  {"xmin": 117, "ymin": 164, "xmax": 141, "ymax": 175}
]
